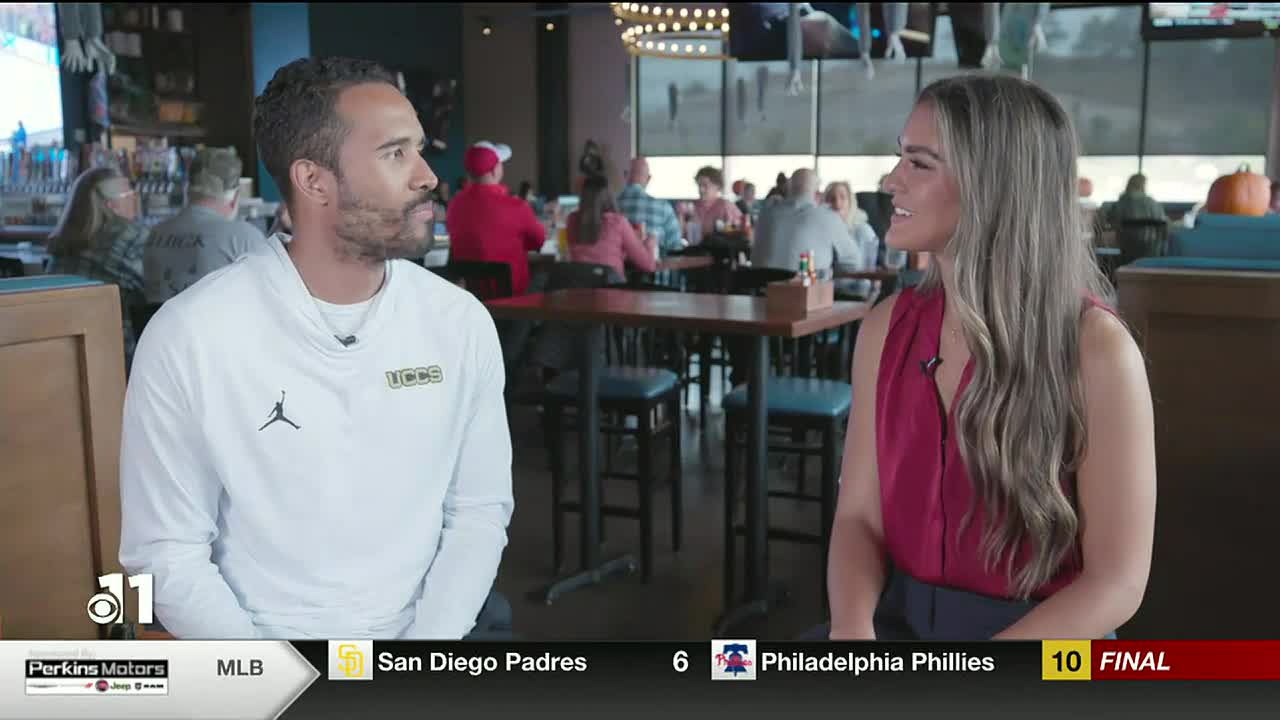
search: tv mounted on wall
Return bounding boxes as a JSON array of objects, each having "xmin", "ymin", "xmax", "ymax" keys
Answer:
[
  {"xmin": 1143, "ymin": 2, "xmax": 1280, "ymax": 41},
  {"xmin": 729, "ymin": 3, "xmax": 935, "ymax": 61}
]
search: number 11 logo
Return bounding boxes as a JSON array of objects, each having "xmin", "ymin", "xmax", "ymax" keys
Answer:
[{"xmin": 87, "ymin": 573, "xmax": 154, "ymax": 625}]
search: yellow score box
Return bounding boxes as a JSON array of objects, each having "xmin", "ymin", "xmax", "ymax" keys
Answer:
[{"xmin": 1042, "ymin": 640, "xmax": 1092, "ymax": 680}]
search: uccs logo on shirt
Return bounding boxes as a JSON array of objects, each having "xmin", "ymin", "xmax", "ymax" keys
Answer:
[{"xmin": 328, "ymin": 640, "xmax": 373, "ymax": 681}]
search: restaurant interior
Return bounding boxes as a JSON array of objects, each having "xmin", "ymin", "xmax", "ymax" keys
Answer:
[{"xmin": 1, "ymin": 1, "xmax": 1277, "ymax": 642}]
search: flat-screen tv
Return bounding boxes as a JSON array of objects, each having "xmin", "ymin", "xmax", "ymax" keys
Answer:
[
  {"xmin": 1143, "ymin": 2, "xmax": 1280, "ymax": 40},
  {"xmin": 730, "ymin": 3, "xmax": 935, "ymax": 61}
]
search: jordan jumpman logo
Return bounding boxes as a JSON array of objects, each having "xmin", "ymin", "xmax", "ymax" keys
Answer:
[{"xmin": 258, "ymin": 390, "xmax": 301, "ymax": 431}]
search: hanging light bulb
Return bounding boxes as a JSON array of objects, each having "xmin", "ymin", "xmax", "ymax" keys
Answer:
[
  {"xmin": 721, "ymin": 22, "xmax": 729, "ymax": 32},
  {"xmin": 679, "ymin": 7, "xmax": 687, "ymax": 17},
  {"xmin": 699, "ymin": 44, "xmax": 708, "ymax": 53},
  {"xmin": 658, "ymin": 22, "xmax": 666, "ymax": 31},
  {"xmin": 666, "ymin": 7, "xmax": 674, "ymax": 16},
  {"xmin": 685, "ymin": 43, "xmax": 693, "ymax": 52},
  {"xmin": 615, "ymin": 17, "xmax": 623, "ymax": 26},
  {"xmin": 673, "ymin": 22, "xmax": 681, "ymax": 31},
  {"xmin": 693, "ymin": 9, "xmax": 702, "ymax": 18},
  {"xmin": 657, "ymin": 41, "xmax": 666, "ymax": 50},
  {"xmin": 721, "ymin": 8, "xmax": 730, "ymax": 18}
]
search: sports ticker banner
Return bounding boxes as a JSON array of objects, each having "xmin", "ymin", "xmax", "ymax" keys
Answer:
[{"xmin": 3, "ymin": 640, "xmax": 1280, "ymax": 718}]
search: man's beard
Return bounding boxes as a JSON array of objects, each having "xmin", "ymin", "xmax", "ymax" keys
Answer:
[{"xmin": 333, "ymin": 178, "xmax": 434, "ymax": 263}]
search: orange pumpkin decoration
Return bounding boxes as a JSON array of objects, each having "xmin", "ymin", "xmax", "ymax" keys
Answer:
[{"xmin": 1204, "ymin": 164, "xmax": 1270, "ymax": 217}]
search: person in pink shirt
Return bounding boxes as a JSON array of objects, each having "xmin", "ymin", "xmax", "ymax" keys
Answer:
[
  {"xmin": 567, "ymin": 175, "xmax": 657, "ymax": 280},
  {"xmin": 685, "ymin": 166, "xmax": 743, "ymax": 242}
]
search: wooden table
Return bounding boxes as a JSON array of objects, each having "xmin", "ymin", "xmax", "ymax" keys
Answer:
[
  {"xmin": 526, "ymin": 253, "xmax": 713, "ymax": 273},
  {"xmin": 833, "ymin": 267, "xmax": 899, "ymax": 282},
  {"xmin": 486, "ymin": 288, "xmax": 869, "ymax": 626},
  {"xmin": 654, "ymin": 255, "xmax": 713, "ymax": 273}
]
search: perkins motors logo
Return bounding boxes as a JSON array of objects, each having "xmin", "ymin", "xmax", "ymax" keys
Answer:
[{"xmin": 25, "ymin": 659, "xmax": 169, "ymax": 695}]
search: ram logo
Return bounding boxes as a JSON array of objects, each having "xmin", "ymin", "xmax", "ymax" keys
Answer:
[{"xmin": 386, "ymin": 365, "xmax": 445, "ymax": 389}]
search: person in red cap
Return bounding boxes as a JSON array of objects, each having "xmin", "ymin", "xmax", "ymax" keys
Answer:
[{"xmin": 445, "ymin": 141, "xmax": 546, "ymax": 296}]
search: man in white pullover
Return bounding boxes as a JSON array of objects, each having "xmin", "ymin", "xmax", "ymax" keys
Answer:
[{"xmin": 119, "ymin": 57, "xmax": 514, "ymax": 639}]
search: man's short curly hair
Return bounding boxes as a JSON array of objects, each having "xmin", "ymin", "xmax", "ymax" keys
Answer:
[
  {"xmin": 253, "ymin": 56, "xmax": 399, "ymax": 202},
  {"xmin": 695, "ymin": 166, "xmax": 724, "ymax": 190}
]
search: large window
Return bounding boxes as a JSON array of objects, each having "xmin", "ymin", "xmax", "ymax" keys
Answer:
[
  {"xmin": 637, "ymin": 54, "xmax": 723, "ymax": 156},
  {"xmin": 1033, "ymin": 5, "xmax": 1143, "ymax": 157},
  {"xmin": 636, "ymin": 5, "xmax": 1277, "ymax": 207},
  {"xmin": 1145, "ymin": 38, "xmax": 1273, "ymax": 156},
  {"xmin": 818, "ymin": 57, "xmax": 916, "ymax": 155},
  {"xmin": 725, "ymin": 60, "xmax": 816, "ymax": 155},
  {"xmin": 0, "ymin": 3, "xmax": 63, "ymax": 152}
]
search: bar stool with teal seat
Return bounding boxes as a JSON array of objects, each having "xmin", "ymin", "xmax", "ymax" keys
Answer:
[
  {"xmin": 721, "ymin": 371, "xmax": 852, "ymax": 608},
  {"xmin": 543, "ymin": 360, "xmax": 684, "ymax": 583}
]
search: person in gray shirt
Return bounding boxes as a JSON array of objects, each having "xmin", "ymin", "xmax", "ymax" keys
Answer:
[
  {"xmin": 144, "ymin": 147, "xmax": 266, "ymax": 303},
  {"xmin": 751, "ymin": 168, "xmax": 859, "ymax": 273}
]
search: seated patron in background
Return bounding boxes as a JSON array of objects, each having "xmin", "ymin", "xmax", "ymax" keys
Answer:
[
  {"xmin": 46, "ymin": 166, "xmax": 147, "ymax": 371},
  {"xmin": 823, "ymin": 180, "xmax": 881, "ymax": 298},
  {"xmin": 1107, "ymin": 174, "xmax": 1168, "ymax": 262},
  {"xmin": 827, "ymin": 74, "xmax": 1155, "ymax": 641},
  {"xmin": 119, "ymin": 56, "xmax": 514, "ymax": 640},
  {"xmin": 687, "ymin": 166, "xmax": 743, "ymax": 241},
  {"xmin": 144, "ymin": 147, "xmax": 266, "ymax": 303},
  {"xmin": 567, "ymin": 174, "xmax": 657, "ymax": 280},
  {"xmin": 616, "ymin": 156, "xmax": 683, "ymax": 255},
  {"xmin": 752, "ymin": 168, "xmax": 859, "ymax": 274},
  {"xmin": 1107, "ymin": 174, "xmax": 1166, "ymax": 227},
  {"xmin": 446, "ymin": 140, "xmax": 546, "ymax": 296}
]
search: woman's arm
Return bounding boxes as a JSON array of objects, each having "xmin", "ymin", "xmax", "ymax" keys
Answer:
[
  {"xmin": 993, "ymin": 308, "xmax": 1156, "ymax": 639},
  {"xmin": 617, "ymin": 216, "xmax": 657, "ymax": 273},
  {"xmin": 827, "ymin": 294, "xmax": 897, "ymax": 639}
]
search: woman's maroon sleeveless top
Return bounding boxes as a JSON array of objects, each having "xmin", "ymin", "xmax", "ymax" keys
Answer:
[{"xmin": 875, "ymin": 286, "xmax": 1095, "ymax": 600}]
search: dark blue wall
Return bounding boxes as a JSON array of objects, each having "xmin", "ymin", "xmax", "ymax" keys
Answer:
[
  {"xmin": 250, "ymin": 2, "xmax": 312, "ymax": 202},
  {"xmin": 308, "ymin": 3, "xmax": 465, "ymax": 188}
]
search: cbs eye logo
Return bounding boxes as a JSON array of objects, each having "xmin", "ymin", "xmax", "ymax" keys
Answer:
[{"xmin": 87, "ymin": 573, "xmax": 155, "ymax": 625}]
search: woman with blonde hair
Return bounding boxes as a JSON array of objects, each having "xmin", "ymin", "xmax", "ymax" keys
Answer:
[
  {"xmin": 826, "ymin": 74, "xmax": 1155, "ymax": 640},
  {"xmin": 823, "ymin": 181, "xmax": 881, "ymax": 298},
  {"xmin": 47, "ymin": 165, "xmax": 147, "ymax": 371}
]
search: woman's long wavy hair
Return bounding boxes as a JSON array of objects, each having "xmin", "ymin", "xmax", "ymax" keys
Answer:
[
  {"xmin": 47, "ymin": 166, "xmax": 126, "ymax": 259},
  {"xmin": 916, "ymin": 74, "xmax": 1116, "ymax": 598},
  {"xmin": 573, "ymin": 174, "xmax": 617, "ymax": 246}
]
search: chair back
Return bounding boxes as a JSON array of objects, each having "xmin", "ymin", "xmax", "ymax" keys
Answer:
[
  {"xmin": 855, "ymin": 191, "xmax": 894, "ymax": 241},
  {"xmin": 730, "ymin": 267, "xmax": 795, "ymax": 296},
  {"xmin": 543, "ymin": 261, "xmax": 617, "ymax": 292},
  {"xmin": 131, "ymin": 302, "xmax": 163, "ymax": 339},
  {"xmin": 1119, "ymin": 219, "xmax": 1170, "ymax": 266},
  {"xmin": 0, "ymin": 257, "xmax": 25, "ymax": 278},
  {"xmin": 443, "ymin": 261, "xmax": 513, "ymax": 301}
]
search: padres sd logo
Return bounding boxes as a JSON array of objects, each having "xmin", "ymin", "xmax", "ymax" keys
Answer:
[{"xmin": 386, "ymin": 365, "xmax": 445, "ymax": 389}]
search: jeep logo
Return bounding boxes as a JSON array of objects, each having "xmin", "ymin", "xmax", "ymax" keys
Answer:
[{"xmin": 386, "ymin": 365, "xmax": 444, "ymax": 389}]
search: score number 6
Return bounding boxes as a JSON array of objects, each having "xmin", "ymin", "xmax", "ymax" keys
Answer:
[{"xmin": 672, "ymin": 650, "xmax": 689, "ymax": 673}]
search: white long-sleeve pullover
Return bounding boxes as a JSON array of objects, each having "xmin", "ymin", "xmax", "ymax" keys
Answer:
[{"xmin": 119, "ymin": 235, "xmax": 514, "ymax": 639}]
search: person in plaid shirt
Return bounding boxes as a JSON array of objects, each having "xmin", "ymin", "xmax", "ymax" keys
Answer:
[
  {"xmin": 47, "ymin": 166, "xmax": 147, "ymax": 372},
  {"xmin": 616, "ymin": 157, "xmax": 683, "ymax": 255}
]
